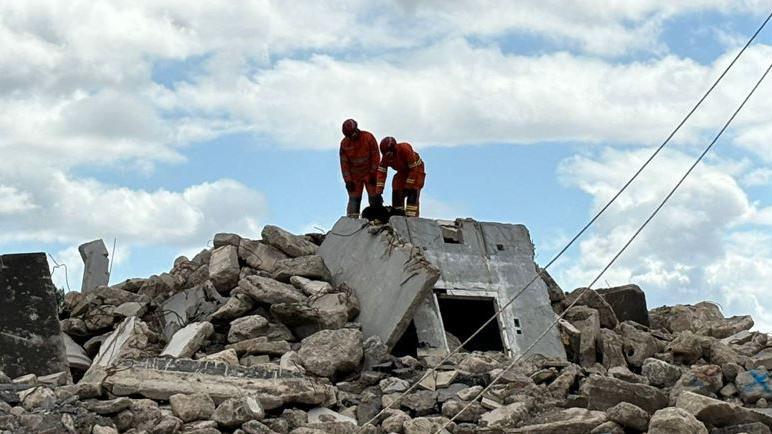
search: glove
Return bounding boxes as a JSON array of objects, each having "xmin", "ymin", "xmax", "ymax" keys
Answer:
[
  {"xmin": 368, "ymin": 175, "xmax": 378, "ymax": 185},
  {"xmin": 345, "ymin": 181, "xmax": 356, "ymax": 192},
  {"xmin": 371, "ymin": 194, "xmax": 384, "ymax": 206}
]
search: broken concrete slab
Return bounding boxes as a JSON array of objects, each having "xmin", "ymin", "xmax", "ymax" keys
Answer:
[
  {"xmin": 209, "ymin": 245, "xmax": 240, "ymax": 291},
  {"xmin": 234, "ymin": 275, "xmax": 307, "ymax": 305},
  {"xmin": 390, "ymin": 217, "xmax": 566, "ymax": 359},
  {"xmin": 580, "ymin": 374, "xmax": 669, "ymax": 414},
  {"xmin": 63, "ymin": 333, "xmax": 92, "ymax": 371},
  {"xmin": 596, "ymin": 284, "xmax": 650, "ymax": 326},
  {"xmin": 102, "ymin": 358, "xmax": 336, "ymax": 408},
  {"xmin": 261, "ymin": 225, "xmax": 318, "ymax": 258},
  {"xmin": 319, "ymin": 218, "xmax": 440, "ymax": 350},
  {"xmin": 271, "ymin": 255, "xmax": 331, "ymax": 282},
  {"xmin": 79, "ymin": 240, "xmax": 110, "ymax": 292},
  {"xmin": 161, "ymin": 322, "xmax": 214, "ymax": 358},
  {"xmin": 238, "ymin": 239, "xmax": 289, "ymax": 273},
  {"xmin": 0, "ymin": 253, "xmax": 70, "ymax": 379},
  {"xmin": 160, "ymin": 281, "xmax": 224, "ymax": 339}
]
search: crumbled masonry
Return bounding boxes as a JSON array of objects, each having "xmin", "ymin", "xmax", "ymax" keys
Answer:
[{"xmin": 0, "ymin": 218, "xmax": 771, "ymax": 434}]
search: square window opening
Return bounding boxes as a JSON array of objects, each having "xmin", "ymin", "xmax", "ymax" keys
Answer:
[{"xmin": 438, "ymin": 296, "xmax": 504, "ymax": 352}]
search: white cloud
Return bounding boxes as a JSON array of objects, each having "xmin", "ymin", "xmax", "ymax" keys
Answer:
[
  {"xmin": 0, "ymin": 185, "xmax": 37, "ymax": 214},
  {"xmin": 555, "ymin": 147, "xmax": 772, "ymax": 329}
]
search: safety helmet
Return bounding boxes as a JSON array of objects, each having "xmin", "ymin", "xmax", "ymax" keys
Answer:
[
  {"xmin": 342, "ymin": 119, "xmax": 359, "ymax": 138},
  {"xmin": 380, "ymin": 136, "xmax": 397, "ymax": 154}
]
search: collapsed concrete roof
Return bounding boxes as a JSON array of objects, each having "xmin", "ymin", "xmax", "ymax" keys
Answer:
[{"xmin": 320, "ymin": 216, "xmax": 565, "ymax": 359}]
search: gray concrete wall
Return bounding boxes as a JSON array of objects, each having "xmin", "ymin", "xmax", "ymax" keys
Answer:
[
  {"xmin": 0, "ymin": 253, "xmax": 69, "ymax": 378},
  {"xmin": 319, "ymin": 218, "xmax": 440, "ymax": 350},
  {"xmin": 390, "ymin": 217, "xmax": 565, "ymax": 359}
]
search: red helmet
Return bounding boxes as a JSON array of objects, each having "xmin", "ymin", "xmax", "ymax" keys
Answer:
[
  {"xmin": 342, "ymin": 119, "xmax": 358, "ymax": 138},
  {"xmin": 380, "ymin": 136, "xmax": 396, "ymax": 154}
]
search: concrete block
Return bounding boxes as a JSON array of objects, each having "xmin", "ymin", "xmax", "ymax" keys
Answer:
[
  {"xmin": 319, "ymin": 218, "xmax": 440, "ymax": 350},
  {"xmin": 160, "ymin": 281, "xmax": 224, "ymax": 339},
  {"xmin": 0, "ymin": 253, "xmax": 69, "ymax": 379},
  {"xmin": 63, "ymin": 333, "xmax": 92, "ymax": 371},
  {"xmin": 161, "ymin": 322, "xmax": 214, "ymax": 358},
  {"xmin": 209, "ymin": 245, "xmax": 240, "ymax": 291},
  {"xmin": 79, "ymin": 240, "xmax": 110, "ymax": 292},
  {"xmin": 596, "ymin": 284, "xmax": 650, "ymax": 326}
]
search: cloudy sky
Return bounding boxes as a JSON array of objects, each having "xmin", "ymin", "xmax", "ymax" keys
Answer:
[{"xmin": 2, "ymin": 1, "xmax": 772, "ymax": 329}]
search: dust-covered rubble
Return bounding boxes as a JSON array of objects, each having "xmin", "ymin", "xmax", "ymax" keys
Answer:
[{"xmin": 1, "ymin": 224, "xmax": 772, "ymax": 434}]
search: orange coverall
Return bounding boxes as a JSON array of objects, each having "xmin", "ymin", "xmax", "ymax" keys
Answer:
[
  {"xmin": 376, "ymin": 142, "xmax": 425, "ymax": 217},
  {"xmin": 340, "ymin": 130, "xmax": 380, "ymax": 217}
]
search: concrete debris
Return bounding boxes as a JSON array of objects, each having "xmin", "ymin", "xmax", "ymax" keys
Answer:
[
  {"xmin": 0, "ymin": 253, "xmax": 70, "ymax": 379},
  {"xmin": 2, "ymin": 222, "xmax": 770, "ymax": 434},
  {"xmin": 79, "ymin": 239, "xmax": 111, "ymax": 292}
]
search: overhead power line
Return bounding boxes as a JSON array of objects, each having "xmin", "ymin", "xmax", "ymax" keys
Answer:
[
  {"xmin": 361, "ymin": 9, "xmax": 772, "ymax": 430},
  {"xmin": 437, "ymin": 56, "xmax": 772, "ymax": 434}
]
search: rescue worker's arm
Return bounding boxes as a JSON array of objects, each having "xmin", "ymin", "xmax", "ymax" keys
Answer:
[
  {"xmin": 369, "ymin": 134, "xmax": 380, "ymax": 177},
  {"xmin": 340, "ymin": 144, "xmax": 354, "ymax": 191},
  {"xmin": 401, "ymin": 144, "xmax": 423, "ymax": 189},
  {"xmin": 376, "ymin": 162, "xmax": 388, "ymax": 194}
]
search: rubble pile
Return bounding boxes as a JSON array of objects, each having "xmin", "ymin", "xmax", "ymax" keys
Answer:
[{"xmin": 1, "ymin": 224, "xmax": 771, "ymax": 434}]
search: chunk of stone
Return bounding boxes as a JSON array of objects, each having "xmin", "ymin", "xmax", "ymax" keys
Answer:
[
  {"xmin": 170, "ymin": 393, "xmax": 216, "ymax": 422},
  {"xmin": 82, "ymin": 397, "xmax": 132, "ymax": 415},
  {"xmin": 618, "ymin": 321, "xmax": 662, "ymax": 368},
  {"xmin": 599, "ymin": 329, "xmax": 626, "ymax": 369},
  {"xmin": 241, "ymin": 420, "xmax": 277, "ymax": 434},
  {"xmin": 213, "ymin": 396, "xmax": 264, "ymax": 428},
  {"xmin": 676, "ymin": 391, "xmax": 764, "ymax": 428},
  {"xmin": 736, "ymin": 369, "xmax": 772, "ymax": 403},
  {"xmin": 228, "ymin": 315, "xmax": 270, "ymax": 343},
  {"xmin": 648, "ymin": 407, "xmax": 708, "ymax": 434},
  {"xmin": 580, "ymin": 374, "xmax": 668, "ymax": 414},
  {"xmin": 381, "ymin": 410, "xmax": 411, "ymax": 432},
  {"xmin": 750, "ymin": 350, "xmax": 772, "ymax": 371},
  {"xmin": 507, "ymin": 408, "xmax": 607, "ymax": 434},
  {"xmin": 298, "ymin": 329, "xmax": 363, "ymax": 378},
  {"xmin": 308, "ymin": 407, "xmax": 358, "ymax": 425},
  {"xmin": 200, "ymin": 349, "xmax": 240, "ymax": 367},
  {"xmin": 419, "ymin": 370, "xmax": 459, "ymax": 391},
  {"xmin": 137, "ymin": 273, "xmax": 182, "ymax": 301},
  {"xmin": 670, "ymin": 364, "xmax": 723, "ymax": 402},
  {"xmin": 92, "ymin": 426, "xmax": 119, "ymax": 434},
  {"xmin": 0, "ymin": 253, "xmax": 70, "ymax": 379},
  {"xmin": 38, "ymin": 371, "xmax": 68, "ymax": 386},
  {"xmin": 442, "ymin": 399, "xmax": 484, "ymax": 423},
  {"xmin": 210, "ymin": 294, "xmax": 255, "ymax": 322},
  {"xmin": 479, "ymin": 402, "xmax": 529, "ymax": 429},
  {"xmin": 668, "ymin": 331, "xmax": 705, "ymax": 365},
  {"xmin": 161, "ymin": 322, "xmax": 214, "ymax": 358},
  {"xmin": 160, "ymin": 282, "xmax": 224, "ymax": 339},
  {"xmin": 209, "ymin": 245, "xmax": 240, "ymax": 291},
  {"xmin": 238, "ymin": 239, "xmax": 289, "ymax": 273},
  {"xmin": 608, "ymin": 366, "xmax": 648, "ymax": 384},
  {"xmin": 213, "ymin": 233, "xmax": 241, "ymax": 248},
  {"xmin": 591, "ymin": 421, "xmax": 625, "ymax": 434},
  {"xmin": 596, "ymin": 284, "xmax": 650, "ymax": 326},
  {"xmin": 271, "ymin": 256, "xmax": 331, "ymax": 282},
  {"xmin": 61, "ymin": 318, "xmax": 88, "ymax": 336},
  {"xmin": 226, "ymin": 337, "xmax": 291, "ymax": 356},
  {"xmin": 113, "ymin": 301, "xmax": 148, "ymax": 318},
  {"xmin": 270, "ymin": 291, "xmax": 359, "ymax": 338},
  {"xmin": 380, "ymin": 377, "xmax": 410, "ymax": 394},
  {"xmin": 81, "ymin": 316, "xmax": 154, "ymax": 391},
  {"xmin": 563, "ymin": 306, "xmax": 600, "ymax": 367},
  {"xmin": 19, "ymin": 387, "xmax": 57, "ymax": 411},
  {"xmin": 235, "ymin": 276, "xmax": 306, "ymax": 305},
  {"xmin": 642, "ymin": 357, "xmax": 682, "ymax": 388},
  {"xmin": 403, "ymin": 416, "xmax": 454, "ymax": 434},
  {"xmin": 565, "ymin": 287, "xmax": 619, "ymax": 329},
  {"xmin": 279, "ymin": 351, "xmax": 305, "ymax": 374},
  {"xmin": 261, "ymin": 225, "xmax": 318, "ymax": 258},
  {"xmin": 290, "ymin": 276, "xmax": 333, "ymax": 296},
  {"xmin": 401, "ymin": 390, "xmax": 438, "ymax": 416},
  {"xmin": 606, "ymin": 402, "xmax": 650, "ymax": 432},
  {"xmin": 649, "ymin": 302, "xmax": 725, "ymax": 335}
]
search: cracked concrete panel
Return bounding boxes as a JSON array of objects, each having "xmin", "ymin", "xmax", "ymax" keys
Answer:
[
  {"xmin": 0, "ymin": 253, "xmax": 70, "ymax": 379},
  {"xmin": 391, "ymin": 217, "xmax": 565, "ymax": 359},
  {"xmin": 319, "ymin": 218, "xmax": 440, "ymax": 350},
  {"xmin": 79, "ymin": 239, "xmax": 110, "ymax": 292}
]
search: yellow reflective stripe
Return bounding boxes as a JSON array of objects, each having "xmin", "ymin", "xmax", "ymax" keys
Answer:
[
  {"xmin": 376, "ymin": 182, "xmax": 385, "ymax": 187},
  {"xmin": 378, "ymin": 167, "xmax": 387, "ymax": 173},
  {"xmin": 408, "ymin": 158, "xmax": 423, "ymax": 168},
  {"xmin": 406, "ymin": 178, "xmax": 415, "ymax": 184}
]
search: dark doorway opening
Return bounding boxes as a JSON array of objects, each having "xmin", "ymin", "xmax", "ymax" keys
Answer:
[
  {"xmin": 438, "ymin": 296, "xmax": 504, "ymax": 352},
  {"xmin": 391, "ymin": 320, "xmax": 419, "ymax": 357}
]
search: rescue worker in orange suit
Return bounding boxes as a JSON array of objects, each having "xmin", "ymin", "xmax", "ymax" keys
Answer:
[
  {"xmin": 376, "ymin": 136, "xmax": 426, "ymax": 217},
  {"xmin": 339, "ymin": 119, "xmax": 383, "ymax": 217}
]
